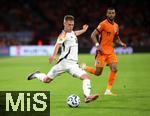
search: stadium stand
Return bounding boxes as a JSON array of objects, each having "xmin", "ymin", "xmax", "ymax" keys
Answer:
[{"xmin": 0, "ymin": 0, "xmax": 149, "ymax": 50}]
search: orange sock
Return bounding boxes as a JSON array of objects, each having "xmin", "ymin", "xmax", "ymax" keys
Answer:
[
  {"xmin": 85, "ymin": 66, "xmax": 96, "ymax": 75},
  {"xmin": 107, "ymin": 71, "xmax": 117, "ymax": 90}
]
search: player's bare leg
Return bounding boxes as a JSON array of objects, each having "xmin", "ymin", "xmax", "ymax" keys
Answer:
[
  {"xmin": 27, "ymin": 71, "xmax": 53, "ymax": 83},
  {"xmin": 104, "ymin": 63, "xmax": 117, "ymax": 96},
  {"xmin": 80, "ymin": 63, "xmax": 103, "ymax": 76},
  {"xmin": 95, "ymin": 67, "xmax": 103, "ymax": 76},
  {"xmin": 80, "ymin": 74, "xmax": 99, "ymax": 103}
]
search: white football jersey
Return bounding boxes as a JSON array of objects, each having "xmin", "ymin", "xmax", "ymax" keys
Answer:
[{"xmin": 56, "ymin": 30, "xmax": 78, "ymax": 62}]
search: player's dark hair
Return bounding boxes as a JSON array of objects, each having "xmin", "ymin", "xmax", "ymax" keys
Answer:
[
  {"xmin": 107, "ymin": 7, "xmax": 115, "ymax": 11},
  {"xmin": 64, "ymin": 15, "xmax": 74, "ymax": 21}
]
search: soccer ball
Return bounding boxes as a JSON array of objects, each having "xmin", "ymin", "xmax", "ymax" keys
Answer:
[{"xmin": 67, "ymin": 94, "xmax": 80, "ymax": 108}]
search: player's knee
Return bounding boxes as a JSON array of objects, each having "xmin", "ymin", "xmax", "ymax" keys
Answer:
[
  {"xmin": 80, "ymin": 74, "xmax": 91, "ymax": 80},
  {"xmin": 111, "ymin": 68, "xmax": 118, "ymax": 72},
  {"xmin": 95, "ymin": 72, "xmax": 101, "ymax": 76},
  {"xmin": 95, "ymin": 70, "xmax": 102, "ymax": 76},
  {"xmin": 43, "ymin": 77, "xmax": 52, "ymax": 83}
]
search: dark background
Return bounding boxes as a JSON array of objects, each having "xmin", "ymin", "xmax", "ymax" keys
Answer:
[{"xmin": 0, "ymin": 0, "xmax": 150, "ymax": 52}]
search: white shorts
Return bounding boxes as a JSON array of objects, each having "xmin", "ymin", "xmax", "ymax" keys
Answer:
[{"xmin": 47, "ymin": 59, "xmax": 86, "ymax": 79}]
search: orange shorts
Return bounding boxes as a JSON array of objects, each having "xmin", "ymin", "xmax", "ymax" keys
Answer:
[{"xmin": 95, "ymin": 53, "xmax": 117, "ymax": 67}]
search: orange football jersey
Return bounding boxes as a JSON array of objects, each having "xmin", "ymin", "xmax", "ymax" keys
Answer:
[{"xmin": 97, "ymin": 19, "xmax": 119, "ymax": 54}]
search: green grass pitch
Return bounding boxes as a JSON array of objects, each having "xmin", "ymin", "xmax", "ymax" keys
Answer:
[{"xmin": 0, "ymin": 54, "xmax": 150, "ymax": 116}]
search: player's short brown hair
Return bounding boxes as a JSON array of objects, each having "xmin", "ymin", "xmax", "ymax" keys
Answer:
[{"xmin": 64, "ymin": 15, "xmax": 74, "ymax": 22}]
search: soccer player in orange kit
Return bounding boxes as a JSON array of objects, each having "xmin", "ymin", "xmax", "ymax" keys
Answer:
[{"xmin": 81, "ymin": 7, "xmax": 126, "ymax": 96}]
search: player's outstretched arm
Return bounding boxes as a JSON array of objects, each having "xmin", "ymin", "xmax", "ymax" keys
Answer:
[
  {"xmin": 116, "ymin": 35, "xmax": 126, "ymax": 48},
  {"xmin": 74, "ymin": 24, "xmax": 88, "ymax": 36},
  {"xmin": 49, "ymin": 43, "xmax": 61, "ymax": 63}
]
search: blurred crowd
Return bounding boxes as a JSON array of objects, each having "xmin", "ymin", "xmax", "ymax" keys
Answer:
[{"xmin": 0, "ymin": 0, "xmax": 150, "ymax": 48}]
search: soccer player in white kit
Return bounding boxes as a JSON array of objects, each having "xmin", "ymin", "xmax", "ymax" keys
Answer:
[{"xmin": 27, "ymin": 15, "xmax": 99, "ymax": 103}]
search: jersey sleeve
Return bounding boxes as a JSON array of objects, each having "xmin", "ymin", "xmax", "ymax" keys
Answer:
[
  {"xmin": 56, "ymin": 32, "xmax": 66, "ymax": 44},
  {"xmin": 97, "ymin": 22, "xmax": 105, "ymax": 33}
]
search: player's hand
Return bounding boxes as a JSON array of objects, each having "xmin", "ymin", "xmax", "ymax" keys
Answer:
[
  {"xmin": 82, "ymin": 24, "xmax": 89, "ymax": 32},
  {"xmin": 49, "ymin": 56, "xmax": 56, "ymax": 64},
  {"xmin": 121, "ymin": 42, "xmax": 126, "ymax": 48},
  {"xmin": 97, "ymin": 46, "xmax": 103, "ymax": 55}
]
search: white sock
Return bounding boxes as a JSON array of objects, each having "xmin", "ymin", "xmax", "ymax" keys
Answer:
[
  {"xmin": 34, "ymin": 73, "xmax": 46, "ymax": 82},
  {"xmin": 105, "ymin": 89, "xmax": 111, "ymax": 93},
  {"xmin": 104, "ymin": 89, "xmax": 111, "ymax": 94},
  {"xmin": 82, "ymin": 79, "xmax": 91, "ymax": 97}
]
